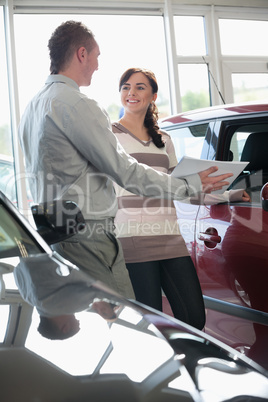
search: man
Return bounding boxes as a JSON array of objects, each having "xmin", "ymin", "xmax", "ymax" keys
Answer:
[{"xmin": 18, "ymin": 21, "xmax": 231, "ymax": 298}]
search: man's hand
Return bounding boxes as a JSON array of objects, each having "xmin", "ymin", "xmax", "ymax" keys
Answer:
[
  {"xmin": 91, "ymin": 300, "xmax": 119, "ymax": 322},
  {"xmin": 199, "ymin": 166, "xmax": 233, "ymax": 193},
  {"xmin": 242, "ymin": 190, "xmax": 251, "ymax": 202}
]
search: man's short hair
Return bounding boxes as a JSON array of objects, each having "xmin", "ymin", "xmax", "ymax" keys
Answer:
[{"xmin": 48, "ymin": 20, "xmax": 95, "ymax": 74}]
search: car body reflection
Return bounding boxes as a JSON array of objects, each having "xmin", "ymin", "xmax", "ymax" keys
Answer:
[{"xmin": 1, "ymin": 190, "xmax": 268, "ymax": 401}]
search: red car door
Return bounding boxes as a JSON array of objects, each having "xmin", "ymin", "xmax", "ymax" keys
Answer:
[{"xmin": 193, "ymin": 118, "xmax": 268, "ymax": 368}]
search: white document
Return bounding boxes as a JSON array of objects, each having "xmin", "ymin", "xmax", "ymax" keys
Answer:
[{"xmin": 171, "ymin": 155, "xmax": 249, "ymax": 192}]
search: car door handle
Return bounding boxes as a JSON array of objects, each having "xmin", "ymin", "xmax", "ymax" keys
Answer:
[{"xmin": 198, "ymin": 232, "xmax": 221, "ymax": 244}]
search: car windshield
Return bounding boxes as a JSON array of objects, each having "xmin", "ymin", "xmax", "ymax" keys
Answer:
[
  {"xmin": 0, "ymin": 203, "xmax": 42, "ymax": 259},
  {"xmin": 0, "ymin": 201, "xmax": 45, "ymax": 291}
]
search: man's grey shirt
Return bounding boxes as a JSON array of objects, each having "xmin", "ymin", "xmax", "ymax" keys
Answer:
[
  {"xmin": 14, "ymin": 254, "xmax": 122, "ymax": 317},
  {"xmin": 18, "ymin": 75, "xmax": 201, "ymax": 220}
]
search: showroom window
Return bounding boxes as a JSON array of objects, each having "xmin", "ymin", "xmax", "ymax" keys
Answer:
[
  {"xmin": 219, "ymin": 19, "xmax": 268, "ymax": 56},
  {"xmin": 173, "ymin": 15, "xmax": 210, "ymax": 111},
  {"xmin": 0, "ymin": 7, "xmax": 16, "ymax": 203},
  {"xmin": 219, "ymin": 18, "xmax": 268, "ymax": 103},
  {"xmin": 178, "ymin": 64, "xmax": 210, "ymax": 111},
  {"xmin": 174, "ymin": 16, "xmax": 207, "ymax": 55},
  {"xmin": 14, "ymin": 14, "xmax": 170, "ymax": 121},
  {"xmin": 1, "ymin": 3, "xmax": 268, "ymax": 209},
  {"xmin": 232, "ymin": 73, "xmax": 268, "ymax": 103}
]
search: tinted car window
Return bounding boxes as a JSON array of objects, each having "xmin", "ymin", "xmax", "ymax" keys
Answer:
[
  {"xmin": 230, "ymin": 131, "xmax": 251, "ymax": 161},
  {"xmin": 227, "ymin": 124, "xmax": 268, "ymax": 203}
]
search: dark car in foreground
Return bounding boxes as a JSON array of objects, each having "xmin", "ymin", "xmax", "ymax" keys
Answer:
[
  {"xmin": 159, "ymin": 102, "xmax": 268, "ymax": 371},
  {"xmin": 0, "ymin": 190, "xmax": 268, "ymax": 401}
]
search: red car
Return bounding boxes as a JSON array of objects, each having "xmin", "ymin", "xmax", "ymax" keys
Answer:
[{"xmin": 160, "ymin": 102, "xmax": 268, "ymax": 370}]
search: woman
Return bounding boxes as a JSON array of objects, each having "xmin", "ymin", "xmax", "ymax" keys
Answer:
[{"xmin": 112, "ymin": 67, "xmax": 206, "ymax": 329}]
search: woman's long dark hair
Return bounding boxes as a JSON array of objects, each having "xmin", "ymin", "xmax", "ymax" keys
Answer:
[{"xmin": 119, "ymin": 68, "xmax": 165, "ymax": 148}]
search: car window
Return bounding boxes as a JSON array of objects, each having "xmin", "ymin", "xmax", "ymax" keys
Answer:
[
  {"xmin": 164, "ymin": 123, "xmax": 209, "ymax": 160},
  {"xmin": 230, "ymin": 131, "xmax": 252, "ymax": 162},
  {"xmin": 229, "ymin": 125, "xmax": 268, "ymax": 203}
]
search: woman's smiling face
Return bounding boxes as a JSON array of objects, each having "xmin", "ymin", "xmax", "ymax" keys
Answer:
[{"xmin": 120, "ymin": 72, "xmax": 157, "ymax": 114}]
